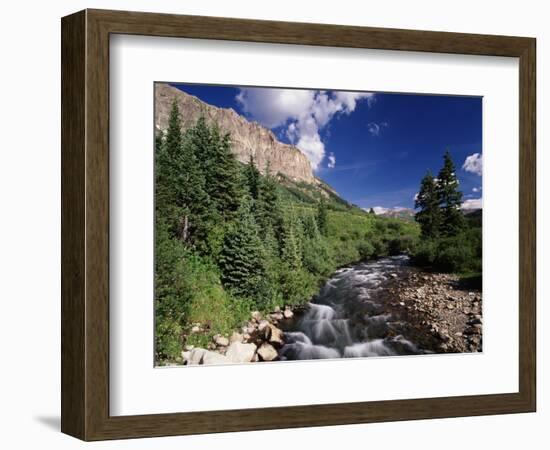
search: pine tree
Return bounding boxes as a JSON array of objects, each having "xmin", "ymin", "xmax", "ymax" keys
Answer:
[
  {"xmin": 368, "ymin": 207, "xmax": 376, "ymax": 215},
  {"xmin": 245, "ymin": 155, "xmax": 261, "ymax": 200},
  {"xmin": 208, "ymin": 127, "xmax": 243, "ymax": 217},
  {"xmin": 178, "ymin": 133, "xmax": 211, "ymax": 244},
  {"xmin": 156, "ymin": 103, "xmax": 213, "ymax": 246},
  {"xmin": 258, "ymin": 162, "xmax": 282, "ymax": 231},
  {"xmin": 281, "ymin": 209, "xmax": 303, "ymax": 270},
  {"xmin": 415, "ymin": 170, "xmax": 441, "ymax": 239},
  {"xmin": 218, "ymin": 197, "xmax": 266, "ymax": 298},
  {"xmin": 302, "ymin": 213, "xmax": 321, "ymax": 240},
  {"xmin": 317, "ymin": 199, "xmax": 329, "ymax": 236},
  {"xmin": 437, "ymin": 150, "xmax": 465, "ymax": 236},
  {"xmin": 155, "ymin": 101, "xmax": 185, "ymax": 228}
]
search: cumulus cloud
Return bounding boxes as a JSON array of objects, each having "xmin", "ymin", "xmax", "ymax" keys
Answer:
[
  {"xmin": 327, "ymin": 152, "xmax": 336, "ymax": 169},
  {"xmin": 236, "ymin": 87, "xmax": 374, "ymax": 170},
  {"xmin": 461, "ymin": 198, "xmax": 483, "ymax": 210},
  {"xmin": 367, "ymin": 121, "xmax": 389, "ymax": 136},
  {"xmin": 462, "ymin": 153, "xmax": 483, "ymax": 176}
]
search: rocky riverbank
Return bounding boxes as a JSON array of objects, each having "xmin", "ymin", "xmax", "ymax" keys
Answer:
[
  {"xmin": 382, "ymin": 271, "xmax": 483, "ymax": 353},
  {"xmin": 181, "ymin": 307, "xmax": 296, "ymax": 365},
  {"xmin": 180, "ymin": 264, "xmax": 483, "ymax": 365}
]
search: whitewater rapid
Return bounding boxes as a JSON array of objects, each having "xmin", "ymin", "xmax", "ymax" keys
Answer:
[{"xmin": 279, "ymin": 255, "xmax": 421, "ymax": 360}]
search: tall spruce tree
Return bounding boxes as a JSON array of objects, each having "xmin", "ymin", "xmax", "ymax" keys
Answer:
[
  {"xmin": 218, "ymin": 197, "xmax": 266, "ymax": 298},
  {"xmin": 415, "ymin": 170, "xmax": 441, "ymax": 239},
  {"xmin": 245, "ymin": 155, "xmax": 261, "ymax": 200},
  {"xmin": 258, "ymin": 162, "xmax": 282, "ymax": 232},
  {"xmin": 316, "ymin": 199, "xmax": 329, "ymax": 236},
  {"xmin": 209, "ymin": 128, "xmax": 243, "ymax": 217},
  {"xmin": 437, "ymin": 150, "xmax": 465, "ymax": 236},
  {"xmin": 281, "ymin": 209, "xmax": 303, "ymax": 270}
]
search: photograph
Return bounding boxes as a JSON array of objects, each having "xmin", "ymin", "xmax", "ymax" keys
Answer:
[{"xmin": 154, "ymin": 82, "xmax": 483, "ymax": 366}]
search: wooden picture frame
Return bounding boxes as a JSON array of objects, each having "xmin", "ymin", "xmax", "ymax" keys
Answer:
[{"xmin": 61, "ymin": 9, "xmax": 536, "ymax": 441}]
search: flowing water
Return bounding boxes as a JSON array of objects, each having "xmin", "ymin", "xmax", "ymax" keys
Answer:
[{"xmin": 279, "ymin": 255, "xmax": 422, "ymax": 360}]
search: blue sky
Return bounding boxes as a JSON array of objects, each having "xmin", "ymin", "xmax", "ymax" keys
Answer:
[{"xmin": 172, "ymin": 83, "xmax": 483, "ymax": 211}]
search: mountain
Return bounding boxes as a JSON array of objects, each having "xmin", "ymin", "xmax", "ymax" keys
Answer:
[
  {"xmin": 154, "ymin": 83, "xmax": 315, "ymax": 184},
  {"xmin": 367, "ymin": 207, "xmax": 416, "ymax": 220}
]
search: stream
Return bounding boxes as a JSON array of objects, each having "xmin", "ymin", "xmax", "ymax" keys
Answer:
[{"xmin": 279, "ymin": 255, "xmax": 423, "ymax": 360}]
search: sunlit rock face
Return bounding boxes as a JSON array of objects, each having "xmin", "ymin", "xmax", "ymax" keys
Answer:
[{"xmin": 155, "ymin": 83, "xmax": 315, "ymax": 184}]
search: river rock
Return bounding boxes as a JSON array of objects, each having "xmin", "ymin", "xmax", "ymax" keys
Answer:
[
  {"xmin": 270, "ymin": 312, "xmax": 284, "ymax": 322},
  {"xmin": 268, "ymin": 324, "xmax": 284, "ymax": 347},
  {"xmin": 182, "ymin": 348, "xmax": 207, "ymax": 365},
  {"xmin": 213, "ymin": 334, "xmax": 229, "ymax": 347},
  {"xmin": 258, "ymin": 320, "xmax": 271, "ymax": 340},
  {"xmin": 251, "ymin": 311, "xmax": 262, "ymax": 323},
  {"xmin": 230, "ymin": 332, "xmax": 243, "ymax": 343},
  {"xmin": 283, "ymin": 308, "xmax": 294, "ymax": 319},
  {"xmin": 202, "ymin": 350, "xmax": 230, "ymax": 365},
  {"xmin": 257, "ymin": 343, "xmax": 278, "ymax": 361},
  {"xmin": 225, "ymin": 342, "xmax": 257, "ymax": 363}
]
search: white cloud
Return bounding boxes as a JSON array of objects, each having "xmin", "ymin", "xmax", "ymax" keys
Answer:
[
  {"xmin": 327, "ymin": 152, "xmax": 336, "ymax": 169},
  {"xmin": 367, "ymin": 121, "xmax": 389, "ymax": 136},
  {"xmin": 462, "ymin": 153, "xmax": 483, "ymax": 176},
  {"xmin": 461, "ymin": 198, "xmax": 483, "ymax": 210},
  {"xmin": 236, "ymin": 88, "xmax": 374, "ymax": 170},
  {"xmin": 472, "ymin": 186, "xmax": 481, "ymax": 193}
]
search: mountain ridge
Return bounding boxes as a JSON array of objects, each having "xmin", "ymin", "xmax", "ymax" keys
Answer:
[{"xmin": 154, "ymin": 83, "xmax": 315, "ymax": 184}]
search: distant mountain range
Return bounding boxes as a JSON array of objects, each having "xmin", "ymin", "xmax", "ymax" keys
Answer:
[
  {"xmin": 365, "ymin": 207, "xmax": 416, "ymax": 220},
  {"xmin": 365, "ymin": 205, "xmax": 482, "ymax": 221}
]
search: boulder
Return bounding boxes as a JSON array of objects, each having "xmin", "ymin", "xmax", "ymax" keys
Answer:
[
  {"xmin": 283, "ymin": 308, "xmax": 294, "ymax": 319},
  {"xmin": 182, "ymin": 348, "xmax": 207, "ymax": 365},
  {"xmin": 225, "ymin": 342, "xmax": 257, "ymax": 363},
  {"xmin": 268, "ymin": 324, "xmax": 284, "ymax": 347},
  {"xmin": 201, "ymin": 350, "xmax": 230, "ymax": 365},
  {"xmin": 230, "ymin": 332, "xmax": 243, "ymax": 343},
  {"xmin": 213, "ymin": 334, "xmax": 229, "ymax": 347},
  {"xmin": 251, "ymin": 311, "xmax": 262, "ymax": 323},
  {"xmin": 257, "ymin": 343, "xmax": 278, "ymax": 361},
  {"xmin": 258, "ymin": 320, "xmax": 271, "ymax": 340}
]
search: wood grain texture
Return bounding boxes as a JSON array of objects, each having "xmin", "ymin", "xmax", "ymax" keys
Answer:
[
  {"xmin": 61, "ymin": 10, "xmax": 86, "ymax": 439},
  {"xmin": 61, "ymin": 8, "xmax": 537, "ymax": 441}
]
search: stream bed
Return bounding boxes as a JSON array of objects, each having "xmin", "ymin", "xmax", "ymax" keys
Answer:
[{"xmin": 279, "ymin": 255, "xmax": 423, "ymax": 360}]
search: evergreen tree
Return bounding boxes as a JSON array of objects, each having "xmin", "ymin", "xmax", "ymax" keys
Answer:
[
  {"xmin": 281, "ymin": 209, "xmax": 303, "ymax": 270},
  {"xmin": 415, "ymin": 170, "xmax": 441, "ymax": 239},
  {"xmin": 208, "ymin": 128, "xmax": 243, "ymax": 217},
  {"xmin": 218, "ymin": 197, "xmax": 265, "ymax": 298},
  {"xmin": 156, "ymin": 103, "xmax": 213, "ymax": 246},
  {"xmin": 317, "ymin": 199, "xmax": 329, "ymax": 236},
  {"xmin": 302, "ymin": 213, "xmax": 321, "ymax": 240},
  {"xmin": 178, "ymin": 134, "xmax": 211, "ymax": 244},
  {"xmin": 437, "ymin": 150, "xmax": 465, "ymax": 236},
  {"xmin": 368, "ymin": 207, "xmax": 376, "ymax": 215},
  {"xmin": 155, "ymin": 101, "xmax": 185, "ymax": 229},
  {"xmin": 258, "ymin": 162, "xmax": 282, "ymax": 231},
  {"xmin": 245, "ymin": 155, "xmax": 261, "ymax": 200}
]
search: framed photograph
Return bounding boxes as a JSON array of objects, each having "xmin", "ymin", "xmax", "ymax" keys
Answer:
[{"xmin": 61, "ymin": 9, "xmax": 536, "ymax": 441}]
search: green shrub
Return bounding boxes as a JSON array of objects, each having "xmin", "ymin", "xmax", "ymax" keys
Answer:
[
  {"xmin": 435, "ymin": 236, "xmax": 475, "ymax": 272},
  {"xmin": 413, "ymin": 239, "xmax": 438, "ymax": 266}
]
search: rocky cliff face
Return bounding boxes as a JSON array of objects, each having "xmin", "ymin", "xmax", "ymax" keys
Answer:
[{"xmin": 154, "ymin": 83, "xmax": 315, "ymax": 184}]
